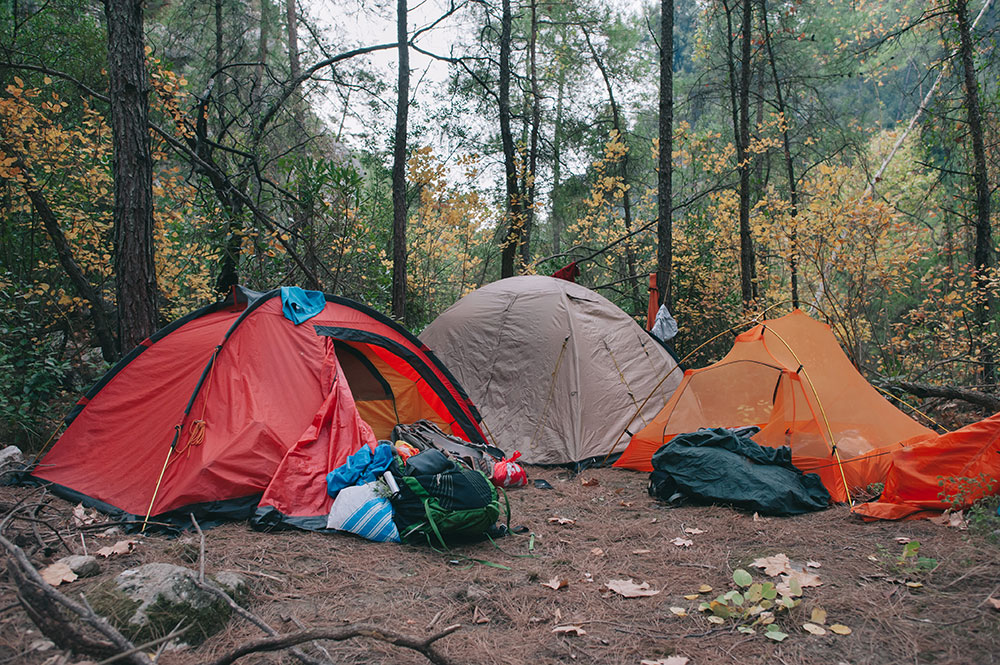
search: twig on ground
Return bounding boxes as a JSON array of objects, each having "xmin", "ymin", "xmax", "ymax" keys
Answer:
[
  {"xmin": 204, "ymin": 623, "xmax": 462, "ymax": 665},
  {"xmin": 290, "ymin": 614, "xmax": 335, "ymax": 663},
  {"xmin": 190, "ymin": 514, "xmax": 205, "ymax": 584},
  {"xmin": 92, "ymin": 625, "xmax": 190, "ymax": 665}
]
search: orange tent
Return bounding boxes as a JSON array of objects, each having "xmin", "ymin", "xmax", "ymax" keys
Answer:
[
  {"xmin": 853, "ymin": 411, "xmax": 1000, "ymax": 520},
  {"xmin": 614, "ymin": 310, "xmax": 935, "ymax": 502}
]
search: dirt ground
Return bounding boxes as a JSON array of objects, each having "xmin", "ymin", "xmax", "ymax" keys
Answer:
[{"xmin": 1, "ymin": 464, "xmax": 998, "ymax": 665}]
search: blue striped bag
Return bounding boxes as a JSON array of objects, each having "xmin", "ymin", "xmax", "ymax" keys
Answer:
[{"xmin": 326, "ymin": 482, "xmax": 400, "ymax": 543}]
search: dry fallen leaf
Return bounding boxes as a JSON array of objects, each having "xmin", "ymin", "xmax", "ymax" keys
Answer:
[
  {"xmin": 829, "ymin": 623, "xmax": 852, "ymax": 635},
  {"xmin": 782, "ymin": 569, "xmax": 822, "ymax": 588},
  {"xmin": 473, "ymin": 607, "xmax": 490, "ymax": 624},
  {"xmin": 802, "ymin": 622, "xmax": 827, "ymax": 635},
  {"xmin": 928, "ymin": 511, "xmax": 966, "ymax": 529},
  {"xmin": 669, "ymin": 606, "xmax": 687, "ymax": 616},
  {"xmin": 698, "ymin": 584, "xmax": 713, "ymax": 593},
  {"xmin": 95, "ymin": 539, "xmax": 138, "ymax": 558},
  {"xmin": 905, "ymin": 581, "xmax": 923, "ymax": 589},
  {"xmin": 707, "ymin": 615, "xmax": 725, "ymax": 624},
  {"xmin": 752, "ymin": 553, "xmax": 792, "ymax": 577},
  {"xmin": 72, "ymin": 503, "xmax": 97, "ymax": 527},
  {"xmin": 810, "ymin": 607, "xmax": 827, "ymax": 625},
  {"xmin": 752, "ymin": 512, "xmax": 768, "ymax": 522},
  {"xmin": 683, "ymin": 594, "xmax": 700, "ymax": 600},
  {"xmin": 547, "ymin": 516, "xmax": 575, "ymax": 526},
  {"xmin": 40, "ymin": 562, "xmax": 77, "ymax": 587},
  {"xmin": 591, "ymin": 548, "xmax": 604, "ymax": 557},
  {"xmin": 684, "ymin": 527, "xmax": 705, "ymax": 535},
  {"xmin": 671, "ymin": 537, "xmax": 693, "ymax": 548},
  {"xmin": 552, "ymin": 624, "xmax": 587, "ymax": 636},
  {"xmin": 641, "ymin": 657, "xmax": 689, "ymax": 665},
  {"xmin": 986, "ymin": 597, "xmax": 1000, "ymax": 611},
  {"xmin": 632, "ymin": 549, "xmax": 652, "ymax": 555},
  {"xmin": 620, "ymin": 500, "xmax": 634, "ymax": 507},
  {"xmin": 541, "ymin": 577, "xmax": 569, "ymax": 590},
  {"xmin": 605, "ymin": 579, "xmax": 661, "ymax": 598},
  {"xmin": 806, "ymin": 560, "xmax": 822, "ymax": 568},
  {"xmin": 581, "ymin": 478, "xmax": 600, "ymax": 487}
]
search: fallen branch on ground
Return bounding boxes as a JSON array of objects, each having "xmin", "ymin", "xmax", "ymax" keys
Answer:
[
  {"xmin": 0, "ymin": 533, "xmax": 152, "ymax": 664},
  {"xmin": 204, "ymin": 624, "xmax": 462, "ymax": 665},
  {"xmin": 877, "ymin": 380, "xmax": 1000, "ymax": 412}
]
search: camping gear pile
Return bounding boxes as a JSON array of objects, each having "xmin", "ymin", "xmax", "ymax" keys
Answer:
[
  {"xmin": 324, "ymin": 422, "xmax": 515, "ymax": 546},
  {"xmin": 420, "ymin": 275, "xmax": 681, "ymax": 466}
]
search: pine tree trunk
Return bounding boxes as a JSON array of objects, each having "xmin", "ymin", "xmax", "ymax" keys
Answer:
[
  {"xmin": 657, "ymin": 0, "xmax": 673, "ymax": 311},
  {"xmin": 761, "ymin": 0, "xmax": 799, "ymax": 308},
  {"xmin": 954, "ymin": 0, "xmax": 995, "ymax": 388},
  {"xmin": 499, "ymin": 0, "xmax": 521, "ymax": 278},
  {"xmin": 391, "ymin": 0, "xmax": 409, "ymax": 320},
  {"xmin": 583, "ymin": 26, "xmax": 640, "ymax": 312},
  {"xmin": 105, "ymin": 0, "xmax": 158, "ymax": 353},
  {"xmin": 737, "ymin": 0, "xmax": 754, "ymax": 310},
  {"xmin": 522, "ymin": 0, "xmax": 540, "ymax": 267}
]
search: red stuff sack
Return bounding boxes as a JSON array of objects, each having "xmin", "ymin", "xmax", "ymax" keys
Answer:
[{"xmin": 492, "ymin": 451, "xmax": 528, "ymax": 488}]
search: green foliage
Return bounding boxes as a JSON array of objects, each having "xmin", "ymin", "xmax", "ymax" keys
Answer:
[
  {"xmin": 896, "ymin": 541, "xmax": 937, "ymax": 575},
  {"xmin": 697, "ymin": 568, "xmax": 799, "ymax": 635},
  {"xmin": 938, "ymin": 473, "xmax": 997, "ymax": 511},
  {"xmin": 965, "ymin": 495, "xmax": 1000, "ymax": 543},
  {"xmin": 0, "ymin": 285, "xmax": 72, "ymax": 448}
]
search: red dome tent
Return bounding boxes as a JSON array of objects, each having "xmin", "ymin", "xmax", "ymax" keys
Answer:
[{"xmin": 30, "ymin": 287, "xmax": 486, "ymax": 530}]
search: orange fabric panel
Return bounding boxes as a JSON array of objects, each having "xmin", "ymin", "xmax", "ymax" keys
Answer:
[{"xmin": 853, "ymin": 412, "xmax": 1000, "ymax": 520}]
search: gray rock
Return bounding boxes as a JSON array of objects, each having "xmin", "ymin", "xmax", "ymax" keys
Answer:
[
  {"xmin": 0, "ymin": 446, "xmax": 25, "ymax": 484},
  {"xmin": 97, "ymin": 563, "xmax": 234, "ymax": 646},
  {"xmin": 57, "ymin": 555, "xmax": 100, "ymax": 578}
]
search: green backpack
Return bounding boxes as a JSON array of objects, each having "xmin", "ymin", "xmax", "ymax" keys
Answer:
[{"xmin": 389, "ymin": 452, "xmax": 506, "ymax": 548}]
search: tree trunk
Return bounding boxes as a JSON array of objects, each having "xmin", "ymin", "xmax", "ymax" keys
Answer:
[
  {"xmin": 8, "ymin": 153, "xmax": 117, "ymax": 361},
  {"xmin": 954, "ymin": 0, "xmax": 994, "ymax": 388},
  {"xmin": 657, "ymin": 0, "xmax": 674, "ymax": 311},
  {"xmin": 391, "ymin": 0, "xmax": 409, "ymax": 320},
  {"xmin": 104, "ymin": 0, "xmax": 158, "ymax": 353},
  {"xmin": 582, "ymin": 26, "xmax": 640, "ymax": 312},
  {"xmin": 551, "ymin": 71, "xmax": 564, "ymax": 254},
  {"xmin": 499, "ymin": 0, "xmax": 521, "ymax": 278},
  {"xmin": 522, "ymin": 0, "xmax": 540, "ymax": 267},
  {"xmin": 737, "ymin": 0, "xmax": 754, "ymax": 310},
  {"xmin": 761, "ymin": 0, "xmax": 799, "ymax": 308}
]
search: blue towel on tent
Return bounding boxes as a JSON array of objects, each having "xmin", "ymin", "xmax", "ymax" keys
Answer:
[
  {"xmin": 326, "ymin": 442, "xmax": 395, "ymax": 498},
  {"xmin": 281, "ymin": 286, "xmax": 326, "ymax": 325}
]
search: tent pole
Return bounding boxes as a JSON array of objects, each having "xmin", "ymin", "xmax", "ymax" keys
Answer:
[
  {"xmin": 761, "ymin": 326, "xmax": 853, "ymax": 505},
  {"xmin": 142, "ymin": 425, "xmax": 181, "ymax": 532}
]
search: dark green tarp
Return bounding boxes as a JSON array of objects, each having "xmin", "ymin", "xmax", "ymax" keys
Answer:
[{"xmin": 648, "ymin": 428, "xmax": 830, "ymax": 515}]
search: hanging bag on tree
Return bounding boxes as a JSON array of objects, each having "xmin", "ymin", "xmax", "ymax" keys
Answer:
[{"xmin": 389, "ymin": 450, "xmax": 507, "ymax": 548}]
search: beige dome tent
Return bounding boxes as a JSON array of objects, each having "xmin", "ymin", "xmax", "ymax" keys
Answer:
[{"xmin": 419, "ymin": 276, "xmax": 682, "ymax": 464}]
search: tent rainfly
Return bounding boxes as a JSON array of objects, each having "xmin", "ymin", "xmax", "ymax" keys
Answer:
[
  {"xmin": 419, "ymin": 276, "xmax": 682, "ymax": 465},
  {"xmin": 614, "ymin": 309, "xmax": 936, "ymax": 502},
  {"xmin": 30, "ymin": 287, "xmax": 486, "ymax": 530}
]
